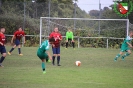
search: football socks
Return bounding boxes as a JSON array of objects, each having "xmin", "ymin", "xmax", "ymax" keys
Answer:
[
  {"xmin": 122, "ymin": 52, "xmax": 130, "ymax": 58},
  {"xmin": 18, "ymin": 48, "xmax": 21, "ymax": 54},
  {"xmin": 72, "ymin": 42, "xmax": 75, "ymax": 48},
  {"xmin": 46, "ymin": 56, "xmax": 49, "ymax": 62},
  {"xmin": 114, "ymin": 54, "xmax": 120, "ymax": 61},
  {"xmin": 116, "ymin": 54, "xmax": 120, "ymax": 58},
  {"xmin": 0, "ymin": 56, "xmax": 5, "ymax": 63},
  {"xmin": 9, "ymin": 48, "xmax": 14, "ymax": 53},
  {"xmin": 57, "ymin": 56, "xmax": 60, "ymax": 65},
  {"xmin": 66, "ymin": 42, "xmax": 68, "ymax": 48},
  {"xmin": 42, "ymin": 62, "xmax": 45, "ymax": 71},
  {"xmin": 52, "ymin": 56, "xmax": 55, "ymax": 65}
]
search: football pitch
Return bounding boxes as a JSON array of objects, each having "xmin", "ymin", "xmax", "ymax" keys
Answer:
[{"xmin": 0, "ymin": 47, "xmax": 133, "ymax": 88}]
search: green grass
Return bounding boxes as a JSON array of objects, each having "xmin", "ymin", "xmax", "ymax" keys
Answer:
[{"xmin": 0, "ymin": 47, "xmax": 133, "ymax": 88}]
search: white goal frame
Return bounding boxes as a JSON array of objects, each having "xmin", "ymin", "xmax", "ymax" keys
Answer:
[{"xmin": 39, "ymin": 17, "xmax": 129, "ymax": 45}]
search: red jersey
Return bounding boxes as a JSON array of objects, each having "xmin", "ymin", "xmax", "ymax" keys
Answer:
[
  {"xmin": 49, "ymin": 32, "xmax": 62, "ymax": 47},
  {"xmin": 14, "ymin": 30, "xmax": 25, "ymax": 40},
  {"xmin": 0, "ymin": 33, "xmax": 6, "ymax": 45}
]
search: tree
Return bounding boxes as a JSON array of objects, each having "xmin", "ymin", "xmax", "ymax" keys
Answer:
[{"xmin": 89, "ymin": 10, "xmax": 100, "ymax": 18}]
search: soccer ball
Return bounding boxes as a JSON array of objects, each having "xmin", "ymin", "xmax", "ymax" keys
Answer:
[{"xmin": 75, "ymin": 61, "xmax": 81, "ymax": 66}]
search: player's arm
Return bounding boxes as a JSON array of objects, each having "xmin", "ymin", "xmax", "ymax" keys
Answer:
[
  {"xmin": 59, "ymin": 34, "xmax": 62, "ymax": 41},
  {"xmin": 0, "ymin": 36, "xmax": 4, "ymax": 46},
  {"xmin": 46, "ymin": 51, "xmax": 52, "ymax": 61},
  {"xmin": 71, "ymin": 32, "xmax": 74, "ymax": 41},
  {"xmin": 0, "ymin": 42, "xmax": 3, "ymax": 46},
  {"xmin": 0, "ymin": 36, "xmax": 3, "ymax": 45},
  {"xmin": 45, "ymin": 43, "xmax": 52, "ymax": 60},
  {"xmin": 127, "ymin": 42, "xmax": 133, "ymax": 48},
  {"xmin": 11, "ymin": 35, "xmax": 15, "ymax": 44}
]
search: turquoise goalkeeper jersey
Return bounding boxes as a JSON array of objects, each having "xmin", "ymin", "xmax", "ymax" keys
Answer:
[
  {"xmin": 121, "ymin": 36, "xmax": 132, "ymax": 48},
  {"xmin": 38, "ymin": 40, "xmax": 50, "ymax": 53}
]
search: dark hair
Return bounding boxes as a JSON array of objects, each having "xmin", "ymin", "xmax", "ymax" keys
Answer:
[
  {"xmin": 18, "ymin": 26, "xmax": 22, "ymax": 29},
  {"xmin": 49, "ymin": 37, "xmax": 55, "ymax": 42},
  {"xmin": 0, "ymin": 27, "xmax": 5, "ymax": 30}
]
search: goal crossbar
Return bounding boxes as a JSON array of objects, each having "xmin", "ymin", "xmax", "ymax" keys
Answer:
[
  {"xmin": 40, "ymin": 17, "xmax": 129, "ymax": 45},
  {"xmin": 40, "ymin": 17, "xmax": 128, "ymax": 21}
]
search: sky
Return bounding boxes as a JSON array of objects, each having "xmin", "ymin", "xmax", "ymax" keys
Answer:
[{"xmin": 77, "ymin": 0, "xmax": 114, "ymax": 13}]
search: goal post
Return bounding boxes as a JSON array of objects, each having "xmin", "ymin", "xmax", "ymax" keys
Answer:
[
  {"xmin": 40, "ymin": 17, "xmax": 42, "ymax": 45},
  {"xmin": 39, "ymin": 17, "xmax": 129, "ymax": 47}
]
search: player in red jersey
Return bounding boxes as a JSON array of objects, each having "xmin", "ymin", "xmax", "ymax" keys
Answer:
[
  {"xmin": 49, "ymin": 27, "xmax": 62, "ymax": 66},
  {"xmin": 8, "ymin": 27, "xmax": 25, "ymax": 56},
  {"xmin": 0, "ymin": 27, "xmax": 6, "ymax": 67}
]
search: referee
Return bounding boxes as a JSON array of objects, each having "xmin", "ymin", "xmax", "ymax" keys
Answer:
[{"xmin": 65, "ymin": 29, "xmax": 75, "ymax": 49}]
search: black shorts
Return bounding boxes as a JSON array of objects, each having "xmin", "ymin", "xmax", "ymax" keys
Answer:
[
  {"xmin": 52, "ymin": 47, "xmax": 60, "ymax": 54},
  {"xmin": 68, "ymin": 38, "xmax": 72, "ymax": 42},
  {"xmin": 0, "ymin": 45, "xmax": 6, "ymax": 54},
  {"xmin": 15, "ymin": 39, "xmax": 20, "ymax": 46}
]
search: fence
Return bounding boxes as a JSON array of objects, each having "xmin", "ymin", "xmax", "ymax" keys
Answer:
[
  {"xmin": 5, "ymin": 35, "xmax": 128, "ymax": 49},
  {"xmin": 77, "ymin": 37, "xmax": 125, "ymax": 49},
  {"xmin": 61, "ymin": 36, "xmax": 125, "ymax": 49},
  {"xmin": 5, "ymin": 35, "xmax": 39, "ymax": 47}
]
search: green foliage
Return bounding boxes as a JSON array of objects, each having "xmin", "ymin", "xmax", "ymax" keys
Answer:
[
  {"xmin": 74, "ymin": 30, "xmax": 88, "ymax": 37},
  {"xmin": 0, "ymin": 13, "xmax": 23, "ymax": 34},
  {"xmin": 89, "ymin": 10, "xmax": 100, "ymax": 18},
  {"xmin": 25, "ymin": 36, "xmax": 39, "ymax": 47},
  {"xmin": 0, "ymin": 12, "xmax": 40, "ymax": 47},
  {"xmin": 0, "ymin": 13, "xmax": 39, "ymax": 34},
  {"xmin": 80, "ymin": 38, "xmax": 106, "ymax": 48}
]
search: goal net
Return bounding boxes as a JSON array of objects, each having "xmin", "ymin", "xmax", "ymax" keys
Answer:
[{"xmin": 40, "ymin": 17, "xmax": 130, "ymax": 48}]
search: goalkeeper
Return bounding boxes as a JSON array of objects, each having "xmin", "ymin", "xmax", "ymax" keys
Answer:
[{"xmin": 65, "ymin": 29, "xmax": 75, "ymax": 49}]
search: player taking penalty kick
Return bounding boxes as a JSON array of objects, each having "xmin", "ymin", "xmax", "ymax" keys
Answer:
[
  {"xmin": 114, "ymin": 31, "xmax": 133, "ymax": 61},
  {"xmin": 37, "ymin": 37, "xmax": 55, "ymax": 74},
  {"xmin": 8, "ymin": 27, "xmax": 25, "ymax": 56}
]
